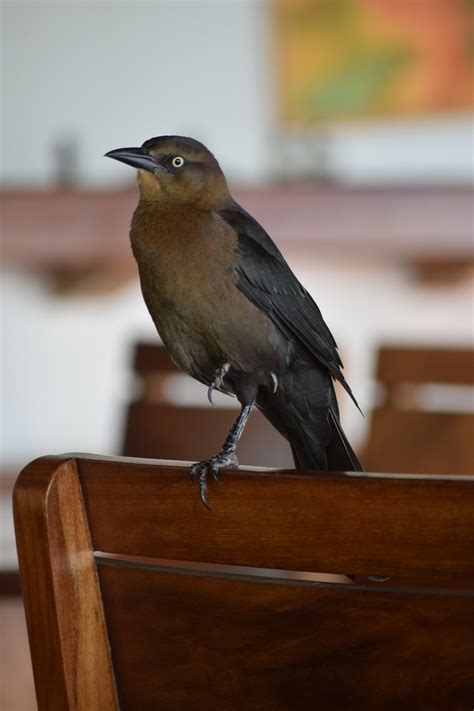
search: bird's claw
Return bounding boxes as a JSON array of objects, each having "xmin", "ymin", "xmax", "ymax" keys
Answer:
[
  {"xmin": 207, "ymin": 363, "xmax": 230, "ymax": 405},
  {"xmin": 190, "ymin": 451, "xmax": 238, "ymax": 510}
]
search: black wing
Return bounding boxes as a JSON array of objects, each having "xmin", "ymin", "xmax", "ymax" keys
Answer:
[{"xmin": 219, "ymin": 201, "xmax": 360, "ymax": 410}]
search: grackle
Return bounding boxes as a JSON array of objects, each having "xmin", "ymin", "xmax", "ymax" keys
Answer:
[{"xmin": 106, "ymin": 136, "xmax": 362, "ymax": 509}]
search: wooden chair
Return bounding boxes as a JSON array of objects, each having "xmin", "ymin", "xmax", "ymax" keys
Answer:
[
  {"xmin": 14, "ymin": 455, "xmax": 474, "ymax": 710},
  {"xmin": 122, "ymin": 342, "xmax": 294, "ymax": 467},
  {"xmin": 362, "ymin": 345, "xmax": 474, "ymax": 474}
]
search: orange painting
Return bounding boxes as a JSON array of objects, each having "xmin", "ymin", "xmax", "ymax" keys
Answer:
[{"xmin": 275, "ymin": 0, "xmax": 474, "ymax": 125}]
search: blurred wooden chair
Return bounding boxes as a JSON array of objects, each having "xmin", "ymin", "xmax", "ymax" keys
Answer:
[
  {"xmin": 14, "ymin": 454, "xmax": 474, "ymax": 710},
  {"xmin": 122, "ymin": 342, "xmax": 294, "ymax": 467},
  {"xmin": 362, "ymin": 346, "xmax": 474, "ymax": 474}
]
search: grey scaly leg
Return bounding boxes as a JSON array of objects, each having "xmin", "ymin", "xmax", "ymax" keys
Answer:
[{"xmin": 190, "ymin": 402, "xmax": 254, "ymax": 510}]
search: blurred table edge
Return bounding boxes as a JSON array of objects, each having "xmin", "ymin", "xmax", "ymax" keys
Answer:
[{"xmin": 2, "ymin": 184, "xmax": 473, "ymax": 270}]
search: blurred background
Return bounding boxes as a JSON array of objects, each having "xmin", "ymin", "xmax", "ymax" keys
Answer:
[{"xmin": 1, "ymin": 1, "xmax": 473, "ymax": 706}]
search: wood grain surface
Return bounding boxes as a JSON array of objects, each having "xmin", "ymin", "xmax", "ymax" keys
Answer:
[
  {"xmin": 14, "ymin": 454, "xmax": 474, "ymax": 710},
  {"xmin": 77, "ymin": 455, "xmax": 474, "ymax": 582},
  {"xmin": 97, "ymin": 563, "xmax": 474, "ymax": 711},
  {"xmin": 13, "ymin": 456, "xmax": 118, "ymax": 710}
]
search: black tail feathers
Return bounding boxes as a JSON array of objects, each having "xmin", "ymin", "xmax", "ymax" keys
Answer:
[
  {"xmin": 326, "ymin": 407, "xmax": 363, "ymax": 471},
  {"xmin": 290, "ymin": 406, "xmax": 363, "ymax": 473}
]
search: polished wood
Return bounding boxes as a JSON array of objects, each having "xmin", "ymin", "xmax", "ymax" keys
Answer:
[
  {"xmin": 363, "ymin": 345, "xmax": 474, "ymax": 475},
  {"xmin": 13, "ymin": 456, "xmax": 118, "ymax": 710},
  {"xmin": 97, "ymin": 564, "xmax": 473, "ymax": 711},
  {"xmin": 78, "ymin": 456, "xmax": 474, "ymax": 582},
  {"xmin": 14, "ymin": 454, "xmax": 474, "ymax": 709}
]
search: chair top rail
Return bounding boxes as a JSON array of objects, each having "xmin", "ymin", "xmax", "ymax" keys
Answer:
[
  {"xmin": 376, "ymin": 346, "xmax": 474, "ymax": 385},
  {"xmin": 46, "ymin": 454, "xmax": 474, "ymax": 582},
  {"xmin": 16, "ymin": 454, "xmax": 474, "ymax": 582}
]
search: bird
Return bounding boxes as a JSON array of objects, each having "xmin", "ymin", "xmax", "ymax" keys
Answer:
[{"xmin": 105, "ymin": 135, "xmax": 362, "ymax": 509}]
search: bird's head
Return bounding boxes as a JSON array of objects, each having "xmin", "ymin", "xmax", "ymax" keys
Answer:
[{"xmin": 105, "ymin": 135, "xmax": 229, "ymax": 208}]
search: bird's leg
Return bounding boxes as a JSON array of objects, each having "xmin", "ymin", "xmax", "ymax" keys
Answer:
[
  {"xmin": 208, "ymin": 363, "xmax": 230, "ymax": 404},
  {"xmin": 191, "ymin": 401, "xmax": 254, "ymax": 510}
]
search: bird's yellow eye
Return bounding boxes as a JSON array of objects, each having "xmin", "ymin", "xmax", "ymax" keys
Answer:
[{"xmin": 172, "ymin": 156, "xmax": 185, "ymax": 168}]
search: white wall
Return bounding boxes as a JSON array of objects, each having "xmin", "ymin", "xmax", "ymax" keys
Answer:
[
  {"xmin": 1, "ymin": 0, "xmax": 272, "ymax": 185},
  {"xmin": 279, "ymin": 114, "xmax": 474, "ymax": 184},
  {"xmin": 0, "ymin": 268, "xmax": 152, "ymax": 463},
  {"xmin": 1, "ymin": 0, "xmax": 472, "ymax": 186}
]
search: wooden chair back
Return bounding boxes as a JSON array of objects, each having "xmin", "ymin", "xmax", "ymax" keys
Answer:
[
  {"xmin": 363, "ymin": 345, "xmax": 474, "ymax": 474},
  {"xmin": 122, "ymin": 342, "xmax": 294, "ymax": 467},
  {"xmin": 14, "ymin": 455, "xmax": 474, "ymax": 710}
]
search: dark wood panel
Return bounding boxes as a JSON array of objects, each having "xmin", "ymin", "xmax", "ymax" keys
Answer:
[
  {"xmin": 14, "ymin": 454, "xmax": 474, "ymax": 710},
  {"xmin": 377, "ymin": 346, "xmax": 474, "ymax": 385},
  {"xmin": 77, "ymin": 456, "xmax": 474, "ymax": 581},
  {"xmin": 362, "ymin": 345, "xmax": 474, "ymax": 475},
  {"xmin": 363, "ymin": 409, "xmax": 474, "ymax": 475},
  {"xmin": 98, "ymin": 563, "xmax": 474, "ymax": 711},
  {"xmin": 123, "ymin": 402, "xmax": 294, "ymax": 468}
]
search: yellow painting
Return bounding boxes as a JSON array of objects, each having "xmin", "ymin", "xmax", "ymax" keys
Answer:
[{"xmin": 275, "ymin": 0, "xmax": 474, "ymax": 125}]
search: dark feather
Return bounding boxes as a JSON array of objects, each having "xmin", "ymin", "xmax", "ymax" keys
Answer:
[{"xmin": 220, "ymin": 201, "xmax": 361, "ymax": 412}]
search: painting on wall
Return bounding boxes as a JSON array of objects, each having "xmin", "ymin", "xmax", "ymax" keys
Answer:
[{"xmin": 275, "ymin": 0, "xmax": 474, "ymax": 126}]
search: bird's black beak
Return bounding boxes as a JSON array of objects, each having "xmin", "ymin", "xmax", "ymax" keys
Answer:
[{"xmin": 104, "ymin": 146, "xmax": 158, "ymax": 173}]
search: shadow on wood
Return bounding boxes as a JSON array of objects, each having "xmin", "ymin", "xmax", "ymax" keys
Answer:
[{"xmin": 14, "ymin": 455, "xmax": 474, "ymax": 710}]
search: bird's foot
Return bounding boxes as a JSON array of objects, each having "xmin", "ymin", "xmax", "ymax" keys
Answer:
[
  {"xmin": 190, "ymin": 450, "xmax": 238, "ymax": 510},
  {"xmin": 208, "ymin": 363, "xmax": 230, "ymax": 405}
]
